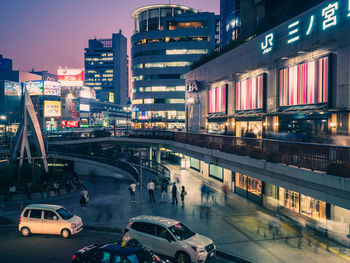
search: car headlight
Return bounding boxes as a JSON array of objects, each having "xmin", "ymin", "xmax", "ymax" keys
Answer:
[
  {"xmin": 71, "ymin": 223, "xmax": 77, "ymax": 228},
  {"xmin": 191, "ymin": 246, "xmax": 206, "ymax": 253}
]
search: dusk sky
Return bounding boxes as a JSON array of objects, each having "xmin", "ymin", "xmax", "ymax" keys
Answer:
[{"xmin": 0, "ymin": 0, "xmax": 219, "ymax": 73}]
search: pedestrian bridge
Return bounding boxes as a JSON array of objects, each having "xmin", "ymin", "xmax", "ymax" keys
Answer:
[{"xmin": 50, "ymin": 131, "xmax": 350, "ymax": 210}]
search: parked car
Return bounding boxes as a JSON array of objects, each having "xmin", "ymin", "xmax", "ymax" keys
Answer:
[
  {"xmin": 72, "ymin": 240, "xmax": 168, "ymax": 263},
  {"xmin": 18, "ymin": 204, "xmax": 83, "ymax": 238},
  {"xmin": 123, "ymin": 216, "xmax": 216, "ymax": 263}
]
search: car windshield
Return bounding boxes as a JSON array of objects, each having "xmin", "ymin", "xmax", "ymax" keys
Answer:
[
  {"xmin": 55, "ymin": 208, "xmax": 73, "ymax": 220},
  {"xmin": 168, "ymin": 223, "xmax": 195, "ymax": 241}
]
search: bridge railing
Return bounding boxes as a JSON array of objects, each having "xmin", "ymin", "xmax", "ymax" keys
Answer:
[
  {"xmin": 50, "ymin": 149, "xmax": 139, "ymax": 182},
  {"xmin": 128, "ymin": 131, "xmax": 350, "ymax": 177}
]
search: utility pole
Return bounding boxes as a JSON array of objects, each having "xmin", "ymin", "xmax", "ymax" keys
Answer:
[{"xmin": 139, "ymin": 151, "xmax": 143, "ymax": 214}]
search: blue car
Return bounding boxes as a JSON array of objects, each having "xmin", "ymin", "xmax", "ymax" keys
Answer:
[{"xmin": 72, "ymin": 240, "xmax": 169, "ymax": 263}]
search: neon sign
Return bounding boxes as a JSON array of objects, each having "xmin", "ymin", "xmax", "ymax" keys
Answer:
[{"xmin": 261, "ymin": 0, "xmax": 349, "ymax": 54}]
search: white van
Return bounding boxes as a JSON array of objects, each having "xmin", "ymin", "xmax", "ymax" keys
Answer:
[
  {"xmin": 123, "ymin": 216, "xmax": 215, "ymax": 263},
  {"xmin": 18, "ymin": 204, "xmax": 83, "ymax": 238}
]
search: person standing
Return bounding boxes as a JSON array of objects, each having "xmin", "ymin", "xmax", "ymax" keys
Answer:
[
  {"xmin": 222, "ymin": 183, "xmax": 229, "ymax": 205},
  {"xmin": 8, "ymin": 184, "xmax": 16, "ymax": 200},
  {"xmin": 160, "ymin": 180, "xmax": 168, "ymax": 203},
  {"xmin": 147, "ymin": 179, "xmax": 155, "ymax": 203},
  {"xmin": 171, "ymin": 182, "xmax": 178, "ymax": 205},
  {"xmin": 129, "ymin": 181, "xmax": 137, "ymax": 204},
  {"xmin": 80, "ymin": 187, "xmax": 88, "ymax": 209},
  {"xmin": 180, "ymin": 186, "xmax": 187, "ymax": 207}
]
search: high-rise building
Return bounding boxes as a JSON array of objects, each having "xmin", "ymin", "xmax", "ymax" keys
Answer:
[
  {"xmin": 0, "ymin": 54, "xmax": 13, "ymax": 72},
  {"xmin": 220, "ymin": 0, "xmax": 325, "ymax": 49},
  {"xmin": 84, "ymin": 32, "xmax": 128, "ymax": 105},
  {"xmin": 131, "ymin": 4, "xmax": 219, "ymax": 130}
]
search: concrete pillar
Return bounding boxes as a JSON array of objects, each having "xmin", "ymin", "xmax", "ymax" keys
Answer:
[
  {"xmin": 156, "ymin": 149, "xmax": 161, "ymax": 163},
  {"xmin": 148, "ymin": 147, "xmax": 153, "ymax": 161}
]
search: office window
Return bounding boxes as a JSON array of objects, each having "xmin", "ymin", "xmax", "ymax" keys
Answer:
[{"xmin": 166, "ymin": 49, "xmax": 208, "ymax": 55}]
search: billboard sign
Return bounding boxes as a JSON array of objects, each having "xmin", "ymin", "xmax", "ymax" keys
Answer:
[
  {"xmin": 44, "ymin": 81, "xmax": 61, "ymax": 96},
  {"xmin": 44, "ymin": 100, "xmax": 61, "ymax": 117},
  {"xmin": 61, "ymin": 120, "xmax": 79, "ymax": 128},
  {"xmin": 25, "ymin": 81, "xmax": 44, "ymax": 95},
  {"xmin": 80, "ymin": 104, "xmax": 90, "ymax": 112},
  {"xmin": 57, "ymin": 68, "xmax": 84, "ymax": 87},
  {"xmin": 80, "ymin": 86, "xmax": 96, "ymax": 99},
  {"xmin": 4, "ymin": 81, "xmax": 21, "ymax": 96}
]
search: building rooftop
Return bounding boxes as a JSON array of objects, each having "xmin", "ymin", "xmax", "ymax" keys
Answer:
[{"xmin": 131, "ymin": 4, "xmax": 197, "ymax": 19}]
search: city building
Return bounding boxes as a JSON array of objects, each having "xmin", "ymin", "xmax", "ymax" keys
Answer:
[
  {"xmin": 220, "ymin": 0, "xmax": 325, "ymax": 49},
  {"xmin": 0, "ymin": 54, "xmax": 13, "ymax": 71},
  {"xmin": 84, "ymin": 32, "xmax": 128, "ymax": 105},
  {"xmin": 185, "ymin": 0, "xmax": 350, "ymax": 246},
  {"xmin": 131, "ymin": 4, "xmax": 219, "ymax": 130}
]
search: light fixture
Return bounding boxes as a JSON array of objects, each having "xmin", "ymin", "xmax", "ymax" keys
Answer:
[
  {"xmin": 263, "ymin": 122, "xmax": 268, "ymax": 127},
  {"xmin": 225, "ymin": 122, "xmax": 229, "ymax": 126},
  {"xmin": 274, "ymin": 122, "xmax": 279, "ymax": 127},
  {"xmin": 330, "ymin": 122, "xmax": 336, "ymax": 128},
  {"xmin": 0, "ymin": 116, "xmax": 6, "ymax": 121}
]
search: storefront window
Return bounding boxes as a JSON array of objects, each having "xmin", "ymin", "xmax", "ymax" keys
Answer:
[
  {"xmin": 236, "ymin": 121, "xmax": 262, "ymax": 138},
  {"xmin": 235, "ymin": 173, "xmax": 247, "ymax": 190},
  {"xmin": 248, "ymin": 177, "xmax": 262, "ymax": 196},
  {"xmin": 190, "ymin": 158, "xmax": 200, "ymax": 171},
  {"xmin": 279, "ymin": 57, "xmax": 328, "ymax": 107},
  {"xmin": 236, "ymin": 75, "xmax": 264, "ymax": 110},
  {"xmin": 209, "ymin": 164, "xmax": 223, "ymax": 181},
  {"xmin": 300, "ymin": 195, "xmax": 326, "ymax": 221},
  {"xmin": 208, "ymin": 122, "xmax": 226, "ymax": 134},
  {"xmin": 208, "ymin": 85, "xmax": 227, "ymax": 113},
  {"xmin": 283, "ymin": 189, "xmax": 300, "ymax": 213}
]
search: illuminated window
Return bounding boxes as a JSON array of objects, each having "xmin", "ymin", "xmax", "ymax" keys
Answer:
[
  {"xmin": 168, "ymin": 99, "xmax": 185, "ymax": 104},
  {"xmin": 132, "ymin": 99, "xmax": 143, "ymax": 104},
  {"xmin": 236, "ymin": 75, "xmax": 264, "ymax": 111},
  {"xmin": 279, "ymin": 57, "xmax": 328, "ymax": 106},
  {"xmin": 144, "ymin": 99, "xmax": 154, "ymax": 104},
  {"xmin": 166, "ymin": 49, "xmax": 208, "ymax": 55}
]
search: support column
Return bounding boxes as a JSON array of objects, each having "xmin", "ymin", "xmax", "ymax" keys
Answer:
[
  {"xmin": 148, "ymin": 147, "xmax": 153, "ymax": 161},
  {"xmin": 156, "ymin": 149, "xmax": 161, "ymax": 164}
]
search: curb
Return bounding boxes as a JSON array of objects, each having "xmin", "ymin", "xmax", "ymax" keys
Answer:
[{"xmin": 85, "ymin": 225, "xmax": 255, "ymax": 263}]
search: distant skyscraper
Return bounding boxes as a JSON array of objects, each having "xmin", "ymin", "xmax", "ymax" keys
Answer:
[
  {"xmin": 0, "ymin": 54, "xmax": 13, "ymax": 72},
  {"xmin": 131, "ymin": 4, "xmax": 219, "ymax": 130},
  {"xmin": 84, "ymin": 32, "xmax": 128, "ymax": 105}
]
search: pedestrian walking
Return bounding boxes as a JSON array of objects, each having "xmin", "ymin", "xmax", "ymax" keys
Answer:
[
  {"xmin": 25, "ymin": 181, "xmax": 32, "ymax": 200},
  {"xmin": 180, "ymin": 186, "xmax": 187, "ymax": 207},
  {"xmin": 8, "ymin": 184, "xmax": 16, "ymax": 200},
  {"xmin": 200, "ymin": 183, "xmax": 207, "ymax": 203},
  {"xmin": 128, "ymin": 181, "xmax": 137, "ymax": 204},
  {"xmin": 160, "ymin": 180, "xmax": 168, "ymax": 203},
  {"xmin": 80, "ymin": 187, "xmax": 89, "ymax": 209},
  {"xmin": 147, "ymin": 179, "xmax": 156, "ymax": 203},
  {"xmin": 53, "ymin": 181, "xmax": 60, "ymax": 195},
  {"xmin": 222, "ymin": 183, "xmax": 229, "ymax": 205},
  {"xmin": 171, "ymin": 182, "xmax": 178, "ymax": 205}
]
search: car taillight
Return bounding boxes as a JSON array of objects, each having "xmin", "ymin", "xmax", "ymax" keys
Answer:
[
  {"xmin": 72, "ymin": 254, "xmax": 76, "ymax": 260},
  {"xmin": 19, "ymin": 217, "xmax": 21, "ymax": 223}
]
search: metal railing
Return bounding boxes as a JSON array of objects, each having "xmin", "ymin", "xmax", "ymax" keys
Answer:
[
  {"xmin": 49, "ymin": 149, "xmax": 139, "ymax": 182},
  {"xmin": 128, "ymin": 156, "xmax": 171, "ymax": 180},
  {"xmin": 128, "ymin": 131, "xmax": 350, "ymax": 177}
]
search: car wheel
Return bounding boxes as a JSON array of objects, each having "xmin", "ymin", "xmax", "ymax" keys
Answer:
[
  {"xmin": 175, "ymin": 252, "xmax": 190, "ymax": 263},
  {"xmin": 21, "ymin": 227, "xmax": 30, "ymax": 237},
  {"xmin": 61, "ymin": 228, "xmax": 71, "ymax": 238}
]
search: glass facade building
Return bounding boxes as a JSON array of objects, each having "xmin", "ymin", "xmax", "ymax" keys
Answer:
[
  {"xmin": 84, "ymin": 33, "xmax": 128, "ymax": 105},
  {"xmin": 131, "ymin": 4, "xmax": 219, "ymax": 130}
]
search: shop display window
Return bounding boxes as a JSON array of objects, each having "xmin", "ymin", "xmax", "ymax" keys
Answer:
[
  {"xmin": 208, "ymin": 85, "xmax": 227, "ymax": 113},
  {"xmin": 209, "ymin": 164, "xmax": 223, "ymax": 181},
  {"xmin": 190, "ymin": 158, "xmax": 200, "ymax": 171},
  {"xmin": 300, "ymin": 195, "xmax": 326, "ymax": 221},
  {"xmin": 283, "ymin": 189, "xmax": 300, "ymax": 213},
  {"xmin": 235, "ymin": 173, "xmax": 247, "ymax": 190},
  {"xmin": 247, "ymin": 177, "xmax": 262, "ymax": 196},
  {"xmin": 236, "ymin": 75, "xmax": 264, "ymax": 111},
  {"xmin": 279, "ymin": 57, "xmax": 328, "ymax": 107}
]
